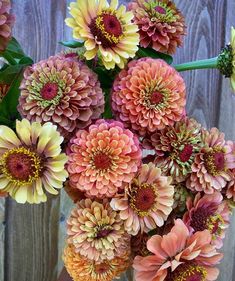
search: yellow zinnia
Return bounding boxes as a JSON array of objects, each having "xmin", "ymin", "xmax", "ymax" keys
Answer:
[{"xmin": 65, "ymin": 0, "xmax": 140, "ymax": 70}]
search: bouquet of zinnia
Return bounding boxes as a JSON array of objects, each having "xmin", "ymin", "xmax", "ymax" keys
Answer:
[{"xmin": 1, "ymin": 0, "xmax": 235, "ymax": 280}]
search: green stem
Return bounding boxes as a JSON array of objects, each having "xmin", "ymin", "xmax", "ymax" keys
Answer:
[
  {"xmin": 174, "ymin": 57, "xmax": 218, "ymax": 72},
  {"xmin": 2, "ymin": 51, "xmax": 17, "ymax": 65}
]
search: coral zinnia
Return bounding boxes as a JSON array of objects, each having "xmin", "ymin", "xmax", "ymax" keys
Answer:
[
  {"xmin": 65, "ymin": 0, "xmax": 139, "ymax": 70},
  {"xmin": 67, "ymin": 119, "xmax": 141, "ymax": 198},
  {"xmin": 0, "ymin": 0, "xmax": 15, "ymax": 52},
  {"xmin": 144, "ymin": 117, "xmax": 202, "ymax": 182},
  {"xmin": 112, "ymin": 58, "xmax": 186, "ymax": 136},
  {"xmin": 63, "ymin": 244, "xmax": 131, "ymax": 281},
  {"xmin": 67, "ymin": 199, "xmax": 130, "ymax": 262},
  {"xmin": 183, "ymin": 192, "xmax": 230, "ymax": 249},
  {"xmin": 110, "ymin": 163, "xmax": 174, "ymax": 235},
  {"xmin": 186, "ymin": 128, "xmax": 235, "ymax": 194},
  {"xmin": 128, "ymin": 0, "xmax": 186, "ymax": 54},
  {"xmin": 0, "ymin": 119, "xmax": 68, "ymax": 204},
  {"xmin": 18, "ymin": 55, "xmax": 104, "ymax": 139},
  {"xmin": 133, "ymin": 219, "xmax": 222, "ymax": 281}
]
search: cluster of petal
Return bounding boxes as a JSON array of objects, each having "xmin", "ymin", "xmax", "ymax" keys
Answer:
[
  {"xmin": 133, "ymin": 219, "xmax": 222, "ymax": 281},
  {"xmin": 63, "ymin": 244, "xmax": 131, "ymax": 281},
  {"xmin": 183, "ymin": 192, "xmax": 230, "ymax": 249},
  {"xmin": 128, "ymin": 0, "xmax": 186, "ymax": 54},
  {"xmin": 67, "ymin": 199, "xmax": 130, "ymax": 262},
  {"xmin": 18, "ymin": 55, "xmax": 104, "ymax": 139},
  {"xmin": 0, "ymin": 119, "xmax": 68, "ymax": 204},
  {"xmin": 186, "ymin": 128, "xmax": 235, "ymax": 194},
  {"xmin": 112, "ymin": 58, "xmax": 186, "ymax": 136},
  {"xmin": 67, "ymin": 119, "xmax": 141, "ymax": 198},
  {"xmin": 65, "ymin": 0, "xmax": 139, "ymax": 69},
  {"xmin": 111, "ymin": 163, "xmax": 174, "ymax": 235},
  {"xmin": 144, "ymin": 117, "xmax": 202, "ymax": 182},
  {"xmin": 0, "ymin": 0, "xmax": 15, "ymax": 52}
]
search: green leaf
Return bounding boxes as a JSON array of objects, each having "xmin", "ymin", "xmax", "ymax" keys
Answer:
[
  {"xmin": 6, "ymin": 37, "xmax": 25, "ymax": 58},
  {"xmin": 137, "ymin": 47, "xmax": 173, "ymax": 64},
  {"xmin": 59, "ymin": 40, "xmax": 84, "ymax": 48},
  {"xmin": 18, "ymin": 56, "xmax": 34, "ymax": 65},
  {"xmin": 102, "ymin": 89, "xmax": 113, "ymax": 119},
  {"xmin": 0, "ymin": 64, "xmax": 24, "ymax": 84}
]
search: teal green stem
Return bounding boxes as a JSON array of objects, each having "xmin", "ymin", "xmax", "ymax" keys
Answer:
[
  {"xmin": 174, "ymin": 57, "xmax": 218, "ymax": 72},
  {"xmin": 2, "ymin": 51, "xmax": 17, "ymax": 65}
]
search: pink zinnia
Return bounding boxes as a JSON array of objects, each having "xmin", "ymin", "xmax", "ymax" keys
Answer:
[
  {"xmin": 133, "ymin": 219, "xmax": 223, "ymax": 281},
  {"xmin": 111, "ymin": 163, "xmax": 174, "ymax": 235},
  {"xmin": 67, "ymin": 119, "xmax": 142, "ymax": 198},
  {"xmin": 112, "ymin": 58, "xmax": 186, "ymax": 136},
  {"xmin": 183, "ymin": 192, "xmax": 230, "ymax": 249},
  {"xmin": 187, "ymin": 128, "xmax": 235, "ymax": 194}
]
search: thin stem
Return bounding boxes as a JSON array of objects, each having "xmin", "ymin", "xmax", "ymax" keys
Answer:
[{"xmin": 174, "ymin": 57, "xmax": 218, "ymax": 72}]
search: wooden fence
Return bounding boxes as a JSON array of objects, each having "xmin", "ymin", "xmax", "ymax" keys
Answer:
[{"xmin": 0, "ymin": 0, "xmax": 235, "ymax": 280}]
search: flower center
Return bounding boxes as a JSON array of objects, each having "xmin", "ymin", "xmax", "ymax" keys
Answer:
[
  {"xmin": 155, "ymin": 6, "xmax": 166, "ymax": 14},
  {"xmin": 93, "ymin": 153, "xmax": 112, "ymax": 170},
  {"xmin": 95, "ymin": 225, "xmax": 113, "ymax": 239},
  {"xmin": 90, "ymin": 12, "xmax": 123, "ymax": 48},
  {"xmin": 150, "ymin": 91, "xmax": 164, "ymax": 105},
  {"xmin": 179, "ymin": 144, "xmax": 194, "ymax": 162},
  {"xmin": 94, "ymin": 262, "xmax": 110, "ymax": 274},
  {"xmin": 129, "ymin": 181, "xmax": 157, "ymax": 217},
  {"xmin": 1, "ymin": 147, "xmax": 42, "ymax": 185},
  {"xmin": 204, "ymin": 148, "xmax": 225, "ymax": 176},
  {"xmin": 40, "ymin": 82, "xmax": 59, "ymax": 100},
  {"xmin": 166, "ymin": 263, "xmax": 207, "ymax": 281},
  {"xmin": 0, "ymin": 84, "xmax": 9, "ymax": 101}
]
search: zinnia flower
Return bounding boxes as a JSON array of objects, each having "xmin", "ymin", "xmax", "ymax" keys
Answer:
[
  {"xmin": 133, "ymin": 219, "xmax": 223, "ymax": 281},
  {"xmin": 67, "ymin": 199, "xmax": 130, "ymax": 262},
  {"xmin": 67, "ymin": 119, "xmax": 142, "ymax": 198},
  {"xmin": 128, "ymin": 0, "xmax": 186, "ymax": 54},
  {"xmin": 0, "ymin": 0, "xmax": 15, "ymax": 52},
  {"xmin": 110, "ymin": 163, "xmax": 174, "ymax": 235},
  {"xmin": 186, "ymin": 128, "xmax": 235, "ymax": 194},
  {"xmin": 63, "ymin": 244, "xmax": 131, "ymax": 281},
  {"xmin": 18, "ymin": 55, "xmax": 104, "ymax": 139},
  {"xmin": 0, "ymin": 83, "xmax": 9, "ymax": 101},
  {"xmin": 65, "ymin": 0, "xmax": 139, "ymax": 70},
  {"xmin": 183, "ymin": 192, "xmax": 230, "ymax": 249},
  {"xmin": 0, "ymin": 119, "xmax": 68, "ymax": 204},
  {"xmin": 112, "ymin": 58, "xmax": 186, "ymax": 136},
  {"xmin": 144, "ymin": 117, "xmax": 202, "ymax": 182},
  {"xmin": 131, "ymin": 231, "xmax": 150, "ymax": 257}
]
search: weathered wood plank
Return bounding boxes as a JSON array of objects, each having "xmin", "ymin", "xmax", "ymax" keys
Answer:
[{"xmin": 0, "ymin": 198, "xmax": 5, "ymax": 281}]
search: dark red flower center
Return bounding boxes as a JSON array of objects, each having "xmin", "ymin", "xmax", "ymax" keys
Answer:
[
  {"xmin": 96, "ymin": 228, "xmax": 112, "ymax": 239},
  {"xmin": 204, "ymin": 150, "xmax": 225, "ymax": 176},
  {"xmin": 190, "ymin": 207, "xmax": 214, "ymax": 232},
  {"xmin": 155, "ymin": 6, "xmax": 166, "ymax": 14},
  {"xmin": 40, "ymin": 82, "xmax": 59, "ymax": 100},
  {"xmin": 90, "ymin": 13, "xmax": 123, "ymax": 48},
  {"xmin": 94, "ymin": 262, "xmax": 110, "ymax": 274},
  {"xmin": 166, "ymin": 263, "xmax": 207, "ymax": 281},
  {"xmin": 150, "ymin": 91, "xmax": 164, "ymax": 105},
  {"xmin": 179, "ymin": 144, "xmax": 194, "ymax": 162},
  {"xmin": 94, "ymin": 153, "xmax": 111, "ymax": 170}
]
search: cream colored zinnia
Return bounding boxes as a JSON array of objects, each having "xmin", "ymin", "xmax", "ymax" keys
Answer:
[
  {"xmin": 65, "ymin": 0, "xmax": 139, "ymax": 69},
  {"xmin": 0, "ymin": 119, "xmax": 68, "ymax": 204}
]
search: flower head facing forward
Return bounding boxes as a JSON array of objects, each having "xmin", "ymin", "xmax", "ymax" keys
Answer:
[
  {"xmin": 128, "ymin": 0, "xmax": 186, "ymax": 54},
  {"xmin": 186, "ymin": 128, "xmax": 235, "ymax": 194},
  {"xmin": 183, "ymin": 192, "xmax": 230, "ymax": 249},
  {"xmin": 0, "ymin": 119, "xmax": 68, "ymax": 204},
  {"xmin": 133, "ymin": 219, "xmax": 223, "ymax": 281},
  {"xmin": 112, "ymin": 58, "xmax": 186, "ymax": 136},
  {"xmin": 0, "ymin": 0, "xmax": 15, "ymax": 52},
  {"xmin": 18, "ymin": 55, "xmax": 104, "ymax": 139},
  {"xmin": 144, "ymin": 117, "xmax": 202, "ymax": 182},
  {"xmin": 65, "ymin": 0, "xmax": 139, "ymax": 69},
  {"xmin": 111, "ymin": 163, "xmax": 174, "ymax": 235},
  {"xmin": 67, "ymin": 119, "xmax": 142, "ymax": 198},
  {"xmin": 63, "ymin": 244, "xmax": 131, "ymax": 281},
  {"xmin": 67, "ymin": 199, "xmax": 130, "ymax": 262}
]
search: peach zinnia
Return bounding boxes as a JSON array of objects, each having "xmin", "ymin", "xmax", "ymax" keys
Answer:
[
  {"xmin": 67, "ymin": 119, "xmax": 142, "ymax": 198},
  {"xmin": 18, "ymin": 55, "xmax": 104, "ymax": 139},
  {"xmin": 187, "ymin": 128, "xmax": 235, "ymax": 194},
  {"xmin": 112, "ymin": 58, "xmax": 186, "ymax": 136},
  {"xmin": 111, "ymin": 163, "xmax": 174, "ymax": 235},
  {"xmin": 128, "ymin": 0, "xmax": 186, "ymax": 54},
  {"xmin": 67, "ymin": 199, "xmax": 130, "ymax": 262},
  {"xmin": 0, "ymin": 119, "xmax": 68, "ymax": 204},
  {"xmin": 63, "ymin": 244, "xmax": 131, "ymax": 281},
  {"xmin": 65, "ymin": 0, "xmax": 139, "ymax": 70},
  {"xmin": 133, "ymin": 219, "xmax": 222, "ymax": 281},
  {"xmin": 183, "ymin": 192, "xmax": 230, "ymax": 249}
]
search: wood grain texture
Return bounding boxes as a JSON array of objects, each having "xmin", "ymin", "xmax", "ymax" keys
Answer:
[{"xmin": 0, "ymin": 198, "xmax": 5, "ymax": 281}]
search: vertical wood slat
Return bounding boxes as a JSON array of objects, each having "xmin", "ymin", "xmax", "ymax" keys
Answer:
[{"xmin": 0, "ymin": 198, "xmax": 5, "ymax": 281}]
